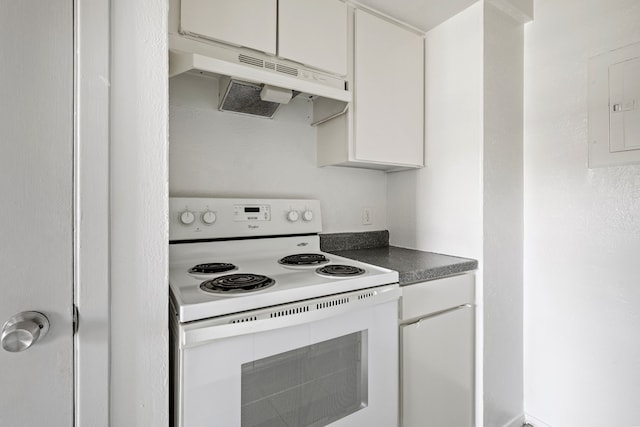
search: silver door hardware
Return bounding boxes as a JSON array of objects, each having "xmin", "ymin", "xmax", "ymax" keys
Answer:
[
  {"xmin": 73, "ymin": 304, "xmax": 79, "ymax": 334},
  {"xmin": 401, "ymin": 304, "xmax": 473, "ymax": 327},
  {"xmin": 1, "ymin": 311, "xmax": 50, "ymax": 352},
  {"xmin": 612, "ymin": 100, "xmax": 636, "ymax": 112}
]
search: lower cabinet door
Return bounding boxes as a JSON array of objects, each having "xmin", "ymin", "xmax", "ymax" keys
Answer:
[{"xmin": 401, "ymin": 305, "xmax": 474, "ymax": 427}]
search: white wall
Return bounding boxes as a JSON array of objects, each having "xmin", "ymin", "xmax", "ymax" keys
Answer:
[
  {"xmin": 169, "ymin": 73, "xmax": 388, "ymax": 233},
  {"xmin": 483, "ymin": 3, "xmax": 525, "ymax": 427},
  {"xmin": 524, "ymin": 1, "xmax": 640, "ymax": 426},
  {"xmin": 387, "ymin": 3, "xmax": 484, "ymax": 258},
  {"xmin": 110, "ymin": 0, "xmax": 169, "ymax": 425},
  {"xmin": 388, "ymin": 3, "xmax": 527, "ymax": 426}
]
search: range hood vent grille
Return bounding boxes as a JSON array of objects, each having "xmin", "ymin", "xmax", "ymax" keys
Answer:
[
  {"xmin": 238, "ymin": 54, "xmax": 264, "ymax": 68},
  {"xmin": 276, "ymin": 64, "xmax": 298, "ymax": 76},
  {"xmin": 237, "ymin": 53, "xmax": 299, "ymax": 77}
]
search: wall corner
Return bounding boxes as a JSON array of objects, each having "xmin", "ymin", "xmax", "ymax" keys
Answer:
[{"xmin": 486, "ymin": 0, "xmax": 534, "ymax": 23}]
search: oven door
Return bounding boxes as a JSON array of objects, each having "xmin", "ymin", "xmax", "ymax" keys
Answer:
[{"xmin": 172, "ymin": 285, "xmax": 400, "ymax": 427}]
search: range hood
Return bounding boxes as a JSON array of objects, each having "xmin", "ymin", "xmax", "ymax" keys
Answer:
[{"xmin": 169, "ymin": 35, "xmax": 350, "ymax": 124}]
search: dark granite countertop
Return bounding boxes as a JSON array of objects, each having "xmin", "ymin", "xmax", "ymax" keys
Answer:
[
  {"xmin": 328, "ymin": 245, "xmax": 478, "ymax": 286},
  {"xmin": 319, "ymin": 231, "xmax": 477, "ymax": 285}
]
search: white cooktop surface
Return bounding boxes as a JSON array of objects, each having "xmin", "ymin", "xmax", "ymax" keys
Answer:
[{"xmin": 169, "ymin": 236, "xmax": 398, "ymax": 322}]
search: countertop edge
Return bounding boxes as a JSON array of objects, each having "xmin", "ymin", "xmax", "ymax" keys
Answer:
[{"xmin": 397, "ymin": 259, "xmax": 478, "ymax": 286}]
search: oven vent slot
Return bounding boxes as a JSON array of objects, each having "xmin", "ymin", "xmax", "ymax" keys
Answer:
[
  {"xmin": 317, "ymin": 297, "xmax": 350, "ymax": 310},
  {"xmin": 230, "ymin": 315, "xmax": 258, "ymax": 324},
  {"xmin": 270, "ymin": 306, "xmax": 310, "ymax": 318},
  {"xmin": 357, "ymin": 291, "xmax": 375, "ymax": 300}
]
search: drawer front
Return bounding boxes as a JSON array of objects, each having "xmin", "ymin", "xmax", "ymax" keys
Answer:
[{"xmin": 401, "ymin": 273, "xmax": 474, "ymax": 321}]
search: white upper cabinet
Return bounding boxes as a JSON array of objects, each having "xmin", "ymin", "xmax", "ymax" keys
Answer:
[
  {"xmin": 180, "ymin": 0, "xmax": 277, "ymax": 55},
  {"xmin": 317, "ymin": 8, "xmax": 425, "ymax": 170},
  {"xmin": 179, "ymin": 0, "xmax": 347, "ymax": 75},
  {"xmin": 353, "ymin": 9, "xmax": 424, "ymax": 167},
  {"xmin": 278, "ymin": 0, "xmax": 348, "ymax": 76}
]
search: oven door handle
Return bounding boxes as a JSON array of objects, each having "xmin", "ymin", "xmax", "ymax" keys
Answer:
[{"xmin": 179, "ymin": 285, "xmax": 401, "ymax": 348}]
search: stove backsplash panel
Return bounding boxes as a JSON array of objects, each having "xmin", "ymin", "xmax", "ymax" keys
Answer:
[{"xmin": 169, "ymin": 73, "xmax": 389, "ymax": 233}]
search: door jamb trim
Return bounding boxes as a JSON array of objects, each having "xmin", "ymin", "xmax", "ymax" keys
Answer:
[{"xmin": 74, "ymin": 0, "xmax": 110, "ymax": 425}]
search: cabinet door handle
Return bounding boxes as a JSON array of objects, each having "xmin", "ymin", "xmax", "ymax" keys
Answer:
[{"xmin": 402, "ymin": 304, "xmax": 472, "ymax": 327}]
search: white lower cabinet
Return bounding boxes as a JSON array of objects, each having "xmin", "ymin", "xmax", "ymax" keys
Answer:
[{"xmin": 400, "ymin": 274, "xmax": 475, "ymax": 427}]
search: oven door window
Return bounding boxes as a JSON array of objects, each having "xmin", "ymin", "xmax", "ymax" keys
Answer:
[{"xmin": 241, "ymin": 331, "xmax": 367, "ymax": 427}]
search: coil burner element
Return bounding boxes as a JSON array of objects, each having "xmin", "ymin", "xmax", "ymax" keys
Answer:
[
  {"xmin": 189, "ymin": 263, "xmax": 237, "ymax": 274},
  {"xmin": 315, "ymin": 265, "xmax": 366, "ymax": 277},
  {"xmin": 278, "ymin": 253, "xmax": 329, "ymax": 266},
  {"xmin": 200, "ymin": 273, "xmax": 275, "ymax": 294}
]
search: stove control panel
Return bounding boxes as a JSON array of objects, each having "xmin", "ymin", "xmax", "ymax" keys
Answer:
[
  {"xmin": 169, "ymin": 198, "xmax": 322, "ymax": 241},
  {"xmin": 234, "ymin": 204, "xmax": 271, "ymax": 222}
]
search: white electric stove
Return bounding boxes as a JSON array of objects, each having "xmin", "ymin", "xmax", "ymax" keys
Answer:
[
  {"xmin": 169, "ymin": 198, "xmax": 399, "ymax": 321},
  {"xmin": 169, "ymin": 198, "xmax": 400, "ymax": 427}
]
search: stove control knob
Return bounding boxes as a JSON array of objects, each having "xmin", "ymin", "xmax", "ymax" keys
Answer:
[
  {"xmin": 179, "ymin": 210, "xmax": 196, "ymax": 225},
  {"xmin": 302, "ymin": 210, "xmax": 314, "ymax": 222},
  {"xmin": 286, "ymin": 210, "xmax": 300, "ymax": 222},
  {"xmin": 202, "ymin": 211, "xmax": 217, "ymax": 225}
]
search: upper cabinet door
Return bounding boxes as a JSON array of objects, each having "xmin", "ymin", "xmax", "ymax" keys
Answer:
[
  {"xmin": 180, "ymin": 0, "xmax": 277, "ymax": 55},
  {"xmin": 278, "ymin": 0, "xmax": 348, "ymax": 76},
  {"xmin": 354, "ymin": 9, "xmax": 424, "ymax": 167}
]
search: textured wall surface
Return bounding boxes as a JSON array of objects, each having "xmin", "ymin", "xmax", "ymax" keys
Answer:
[
  {"xmin": 169, "ymin": 73, "xmax": 388, "ymax": 233},
  {"xmin": 110, "ymin": 0, "xmax": 169, "ymax": 425},
  {"xmin": 524, "ymin": 1, "xmax": 640, "ymax": 426}
]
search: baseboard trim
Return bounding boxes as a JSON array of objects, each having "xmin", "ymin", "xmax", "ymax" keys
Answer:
[
  {"xmin": 502, "ymin": 413, "xmax": 526, "ymax": 427},
  {"xmin": 525, "ymin": 413, "xmax": 553, "ymax": 427}
]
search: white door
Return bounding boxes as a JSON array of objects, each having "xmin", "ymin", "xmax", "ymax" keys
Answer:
[{"xmin": 0, "ymin": 1, "xmax": 74, "ymax": 425}]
